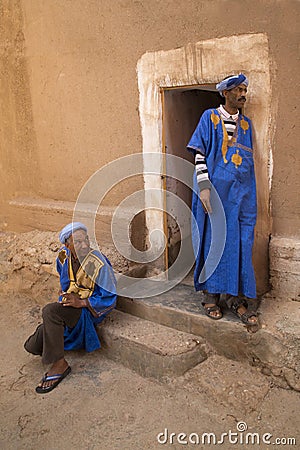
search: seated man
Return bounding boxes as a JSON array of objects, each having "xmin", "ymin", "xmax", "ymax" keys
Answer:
[{"xmin": 24, "ymin": 222, "xmax": 117, "ymax": 394}]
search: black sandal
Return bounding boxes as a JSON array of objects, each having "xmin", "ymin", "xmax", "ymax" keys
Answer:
[
  {"xmin": 229, "ymin": 297, "xmax": 258, "ymax": 326},
  {"xmin": 202, "ymin": 304, "xmax": 223, "ymax": 320},
  {"xmin": 238, "ymin": 309, "xmax": 258, "ymax": 325}
]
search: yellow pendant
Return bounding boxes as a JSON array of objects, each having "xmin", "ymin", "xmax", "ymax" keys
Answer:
[
  {"xmin": 231, "ymin": 149, "xmax": 242, "ymax": 168},
  {"xmin": 240, "ymin": 117, "xmax": 249, "ymax": 134}
]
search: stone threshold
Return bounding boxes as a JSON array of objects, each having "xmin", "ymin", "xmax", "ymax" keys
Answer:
[{"xmin": 115, "ymin": 283, "xmax": 300, "ymax": 391}]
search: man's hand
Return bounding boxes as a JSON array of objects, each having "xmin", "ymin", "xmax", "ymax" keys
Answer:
[
  {"xmin": 61, "ymin": 292, "xmax": 87, "ymax": 308},
  {"xmin": 200, "ymin": 188, "xmax": 212, "ymax": 213}
]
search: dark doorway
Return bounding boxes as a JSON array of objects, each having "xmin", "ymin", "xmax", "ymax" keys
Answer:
[{"xmin": 162, "ymin": 87, "xmax": 221, "ymax": 282}]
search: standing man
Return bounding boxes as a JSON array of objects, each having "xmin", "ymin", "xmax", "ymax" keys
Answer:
[
  {"xmin": 187, "ymin": 74, "xmax": 258, "ymax": 326},
  {"xmin": 24, "ymin": 222, "xmax": 117, "ymax": 393}
]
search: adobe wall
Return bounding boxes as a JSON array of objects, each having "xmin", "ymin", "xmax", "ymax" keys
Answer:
[
  {"xmin": 0, "ymin": 0, "xmax": 299, "ymax": 297},
  {"xmin": 0, "ymin": 0, "xmax": 40, "ymax": 204}
]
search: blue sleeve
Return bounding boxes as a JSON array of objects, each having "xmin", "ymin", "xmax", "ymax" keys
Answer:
[
  {"xmin": 248, "ymin": 118, "xmax": 253, "ymax": 149},
  {"xmin": 87, "ymin": 259, "xmax": 117, "ymax": 317},
  {"xmin": 187, "ymin": 110, "xmax": 211, "ymax": 157},
  {"xmin": 56, "ymin": 247, "xmax": 71, "ymax": 296},
  {"xmin": 56, "ymin": 258, "xmax": 62, "ymax": 276}
]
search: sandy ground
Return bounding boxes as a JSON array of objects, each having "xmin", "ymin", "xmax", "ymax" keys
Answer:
[
  {"xmin": 0, "ymin": 231, "xmax": 299, "ymax": 449},
  {"xmin": 0, "ymin": 292, "xmax": 299, "ymax": 450}
]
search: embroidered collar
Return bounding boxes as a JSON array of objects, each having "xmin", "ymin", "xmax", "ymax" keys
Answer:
[{"xmin": 219, "ymin": 104, "xmax": 239, "ymax": 122}]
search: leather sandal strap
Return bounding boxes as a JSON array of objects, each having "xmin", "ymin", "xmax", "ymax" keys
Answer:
[
  {"xmin": 205, "ymin": 305, "xmax": 220, "ymax": 313},
  {"xmin": 229, "ymin": 297, "xmax": 248, "ymax": 314},
  {"xmin": 240, "ymin": 310, "xmax": 257, "ymax": 323}
]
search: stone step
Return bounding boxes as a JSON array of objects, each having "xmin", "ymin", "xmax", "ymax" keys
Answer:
[
  {"xmin": 97, "ymin": 309, "xmax": 209, "ymax": 381},
  {"xmin": 116, "ymin": 283, "xmax": 300, "ymax": 390},
  {"xmin": 117, "ymin": 283, "xmax": 261, "ymax": 362}
]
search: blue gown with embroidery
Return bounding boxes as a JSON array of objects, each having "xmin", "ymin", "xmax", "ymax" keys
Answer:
[
  {"xmin": 56, "ymin": 247, "xmax": 117, "ymax": 352},
  {"xmin": 187, "ymin": 108, "xmax": 257, "ymax": 298}
]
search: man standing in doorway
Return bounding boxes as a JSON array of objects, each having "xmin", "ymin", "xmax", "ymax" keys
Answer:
[{"xmin": 187, "ymin": 74, "xmax": 258, "ymax": 326}]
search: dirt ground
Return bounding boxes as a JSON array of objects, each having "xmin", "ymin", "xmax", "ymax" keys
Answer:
[
  {"xmin": 0, "ymin": 232, "xmax": 299, "ymax": 449},
  {"xmin": 1, "ymin": 293, "xmax": 299, "ymax": 450}
]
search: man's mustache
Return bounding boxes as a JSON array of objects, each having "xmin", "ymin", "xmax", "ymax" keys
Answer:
[{"xmin": 238, "ymin": 96, "xmax": 246, "ymax": 101}]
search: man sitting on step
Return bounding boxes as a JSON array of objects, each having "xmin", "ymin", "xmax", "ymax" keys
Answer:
[{"xmin": 24, "ymin": 222, "xmax": 117, "ymax": 394}]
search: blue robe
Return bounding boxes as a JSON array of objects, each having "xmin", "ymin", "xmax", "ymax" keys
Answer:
[
  {"xmin": 56, "ymin": 247, "xmax": 117, "ymax": 352},
  {"xmin": 187, "ymin": 108, "xmax": 257, "ymax": 298}
]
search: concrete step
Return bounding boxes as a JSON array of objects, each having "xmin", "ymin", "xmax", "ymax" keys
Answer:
[
  {"xmin": 97, "ymin": 309, "xmax": 209, "ymax": 381},
  {"xmin": 116, "ymin": 283, "xmax": 300, "ymax": 390}
]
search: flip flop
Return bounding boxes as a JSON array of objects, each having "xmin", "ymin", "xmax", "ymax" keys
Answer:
[{"xmin": 36, "ymin": 366, "xmax": 71, "ymax": 394}]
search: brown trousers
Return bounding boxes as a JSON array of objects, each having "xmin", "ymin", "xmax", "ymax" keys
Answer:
[{"xmin": 24, "ymin": 302, "xmax": 82, "ymax": 365}]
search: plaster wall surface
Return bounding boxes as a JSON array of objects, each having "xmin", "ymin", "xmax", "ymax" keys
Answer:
[
  {"xmin": 0, "ymin": 0, "xmax": 298, "ymax": 233},
  {"xmin": 0, "ymin": 0, "xmax": 299, "ymax": 297},
  {"xmin": 0, "ymin": 0, "xmax": 40, "ymax": 203}
]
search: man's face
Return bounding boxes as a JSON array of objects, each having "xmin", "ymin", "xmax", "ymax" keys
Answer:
[
  {"xmin": 66, "ymin": 229, "xmax": 90, "ymax": 260},
  {"xmin": 224, "ymin": 83, "xmax": 248, "ymax": 110}
]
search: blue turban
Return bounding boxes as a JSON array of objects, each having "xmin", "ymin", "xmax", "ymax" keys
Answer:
[
  {"xmin": 216, "ymin": 73, "xmax": 248, "ymax": 96},
  {"xmin": 59, "ymin": 222, "xmax": 87, "ymax": 244}
]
